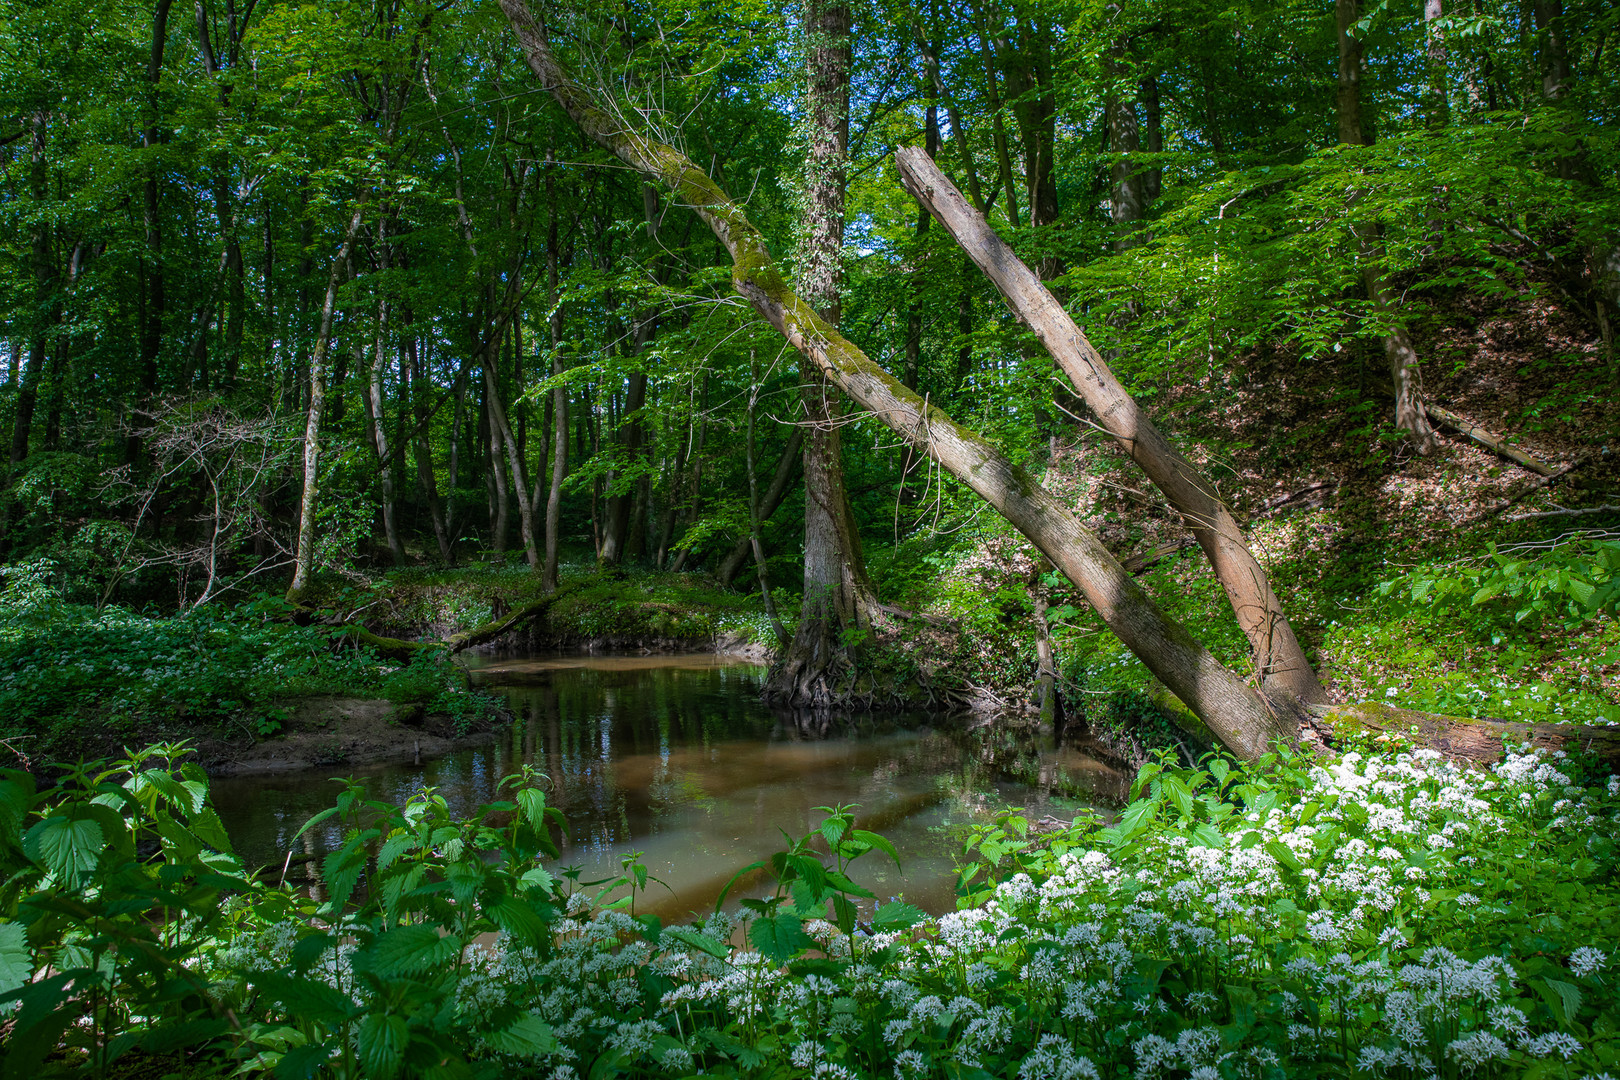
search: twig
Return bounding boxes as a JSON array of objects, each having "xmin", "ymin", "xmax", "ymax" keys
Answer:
[
  {"xmin": 1506, "ymin": 504, "xmax": 1620, "ymax": 522},
  {"xmin": 1470, "ymin": 457, "xmax": 1590, "ymax": 523}
]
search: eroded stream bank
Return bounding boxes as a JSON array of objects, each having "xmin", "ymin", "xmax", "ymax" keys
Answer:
[{"xmin": 211, "ymin": 652, "xmax": 1128, "ymax": 915}]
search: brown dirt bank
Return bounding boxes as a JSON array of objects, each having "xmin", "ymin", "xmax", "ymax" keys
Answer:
[{"xmin": 194, "ymin": 696, "xmax": 499, "ymax": 778}]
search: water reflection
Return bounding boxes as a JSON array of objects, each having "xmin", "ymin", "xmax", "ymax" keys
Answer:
[{"xmin": 210, "ymin": 653, "xmax": 1128, "ymax": 916}]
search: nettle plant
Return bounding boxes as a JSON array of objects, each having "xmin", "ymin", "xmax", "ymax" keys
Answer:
[{"xmin": 1, "ymin": 741, "xmax": 1617, "ymax": 1079}]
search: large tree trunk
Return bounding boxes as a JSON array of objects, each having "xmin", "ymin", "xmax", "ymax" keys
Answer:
[
  {"xmin": 767, "ymin": 0, "xmax": 884, "ymax": 705},
  {"xmin": 1337, "ymin": 0, "xmax": 1435, "ymax": 454},
  {"xmin": 498, "ymin": 0, "xmax": 1295, "ymax": 758},
  {"xmin": 287, "ymin": 196, "xmax": 368, "ymax": 602},
  {"xmin": 897, "ymin": 148, "xmax": 1325, "ymax": 711},
  {"xmin": 1312, "ymin": 702, "xmax": 1620, "ymax": 771}
]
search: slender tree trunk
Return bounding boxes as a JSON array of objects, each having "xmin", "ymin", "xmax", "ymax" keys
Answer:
[
  {"xmin": 1425, "ymin": 0, "xmax": 1450, "ymax": 127},
  {"xmin": 897, "ymin": 148, "xmax": 1325, "ymax": 710},
  {"xmin": 365, "ymin": 225, "xmax": 406, "ymax": 566},
  {"xmin": 287, "ymin": 195, "xmax": 368, "ymax": 602},
  {"xmin": 405, "ymin": 330, "xmax": 454, "ymax": 563},
  {"xmin": 484, "ymin": 335, "xmax": 541, "ymax": 571},
  {"xmin": 131, "ymin": 0, "xmax": 173, "ymax": 466},
  {"xmin": 543, "ymin": 216, "xmax": 569, "ymax": 592},
  {"xmin": 501, "ymin": 0, "xmax": 1300, "ymax": 757},
  {"xmin": 1141, "ymin": 73, "xmax": 1162, "ymax": 205},
  {"xmin": 748, "ymin": 351, "xmax": 789, "ymax": 644},
  {"xmin": 1337, "ymin": 0, "xmax": 1436, "ymax": 454},
  {"xmin": 8, "ymin": 115, "xmax": 51, "ymax": 471},
  {"xmin": 486, "ymin": 388, "xmax": 510, "ymax": 555},
  {"xmin": 1106, "ymin": 45, "xmax": 1145, "ymax": 253},
  {"xmin": 971, "ymin": 0, "xmax": 1020, "ymax": 228},
  {"xmin": 715, "ymin": 427, "xmax": 804, "ymax": 588}
]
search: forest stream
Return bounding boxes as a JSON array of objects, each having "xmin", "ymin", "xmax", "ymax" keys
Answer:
[{"xmin": 209, "ymin": 652, "xmax": 1129, "ymax": 917}]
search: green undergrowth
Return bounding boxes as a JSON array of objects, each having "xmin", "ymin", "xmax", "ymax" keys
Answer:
[
  {"xmin": 1, "ymin": 740, "xmax": 1615, "ymax": 1078},
  {"xmin": 364, "ymin": 565, "xmax": 781, "ymax": 649},
  {"xmin": 0, "ymin": 580, "xmax": 494, "ymax": 765}
]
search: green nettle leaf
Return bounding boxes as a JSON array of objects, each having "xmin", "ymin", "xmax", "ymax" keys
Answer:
[
  {"xmin": 367, "ymin": 924, "xmax": 460, "ymax": 978},
  {"xmin": 255, "ymin": 971, "xmax": 360, "ymax": 1026},
  {"xmin": 0, "ymin": 922, "xmax": 30, "ymax": 1000},
  {"xmin": 23, "ymin": 810, "xmax": 104, "ymax": 884},
  {"xmin": 1265, "ymin": 840, "xmax": 1303, "ymax": 873},
  {"xmin": 275, "ymin": 1042, "xmax": 333, "ymax": 1080},
  {"xmin": 872, "ymin": 901, "xmax": 927, "ymax": 931},
  {"xmin": 1539, "ymin": 977, "xmax": 1583, "ymax": 1024},
  {"xmin": 663, "ymin": 926, "xmax": 729, "ymax": 959},
  {"xmin": 749, "ymin": 913, "xmax": 811, "ymax": 962},
  {"xmin": 484, "ymin": 1014, "xmax": 558, "ymax": 1056},
  {"xmin": 356, "ymin": 1013, "xmax": 409, "ymax": 1080}
]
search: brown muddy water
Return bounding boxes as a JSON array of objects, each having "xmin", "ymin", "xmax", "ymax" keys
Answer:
[{"xmin": 210, "ymin": 653, "xmax": 1128, "ymax": 917}]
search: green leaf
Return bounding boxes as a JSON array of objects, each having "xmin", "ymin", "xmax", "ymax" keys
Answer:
[
  {"xmin": 487, "ymin": 895, "xmax": 550, "ymax": 945},
  {"xmin": 849, "ymin": 830, "xmax": 900, "ymax": 868},
  {"xmin": 1265, "ymin": 840, "xmax": 1302, "ymax": 873},
  {"xmin": 1190, "ymin": 823, "xmax": 1227, "ymax": 849},
  {"xmin": 366, "ymin": 925, "xmax": 460, "ymax": 979},
  {"xmin": 748, "ymin": 913, "xmax": 810, "ymax": 963},
  {"xmin": 872, "ymin": 901, "xmax": 927, "ymax": 931},
  {"xmin": 275, "ymin": 1042, "xmax": 333, "ymax": 1080},
  {"xmin": 23, "ymin": 809, "xmax": 105, "ymax": 884},
  {"xmin": 0, "ymin": 923, "xmax": 30, "ymax": 1001},
  {"xmin": 484, "ymin": 1014, "xmax": 557, "ymax": 1056},
  {"xmin": 1539, "ymin": 978, "xmax": 1583, "ymax": 1024},
  {"xmin": 254, "ymin": 971, "xmax": 360, "ymax": 1026},
  {"xmin": 357, "ymin": 1013, "xmax": 408, "ymax": 1080},
  {"xmin": 663, "ymin": 926, "xmax": 728, "ymax": 959}
]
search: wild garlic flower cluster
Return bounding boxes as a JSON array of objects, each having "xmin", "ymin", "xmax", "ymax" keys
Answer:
[{"xmin": 201, "ymin": 746, "xmax": 1616, "ymax": 1079}]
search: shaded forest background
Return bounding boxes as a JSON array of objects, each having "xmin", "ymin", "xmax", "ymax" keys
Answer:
[{"xmin": 1, "ymin": 0, "xmax": 1617, "ymax": 746}]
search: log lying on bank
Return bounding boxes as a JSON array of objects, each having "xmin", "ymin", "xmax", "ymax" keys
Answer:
[
  {"xmin": 325, "ymin": 584, "xmax": 581, "ymax": 661},
  {"xmin": 1371, "ymin": 381, "xmax": 1559, "ymax": 477},
  {"xmin": 1308, "ymin": 701, "xmax": 1620, "ymax": 770}
]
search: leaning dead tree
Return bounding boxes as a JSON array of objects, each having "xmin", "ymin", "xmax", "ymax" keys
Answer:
[
  {"xmin": 893, "ymin": 148, "xmax": 1326, "ymax": 711},
  {"xmin": 497, "ymin": 0, "xmax": 1294, "ymax": 759}
]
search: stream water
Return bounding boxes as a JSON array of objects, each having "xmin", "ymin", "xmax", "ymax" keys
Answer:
[{"xmin": 211, "ymin": 653, "xmax": 1129, "ymax": 917}]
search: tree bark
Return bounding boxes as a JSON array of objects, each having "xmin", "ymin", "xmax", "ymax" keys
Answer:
[
  {"xmin": 1337, "ymin": 0, "xmax": 1436, "ymax": 454},
  {"xmin": 404, "ymin": 330, "xmax": 454, "ymax": 563},
  {"xmin": 132, "ymin": 0, "xmax": 174, "ymax": 466},
  {"xmin": 768, "ymin": 0, "xmax": 886, "ymax": 705},
  {"xmin": 895, "ymin": 147, "xmax": 1326, "ymax": 711},
  {"xmin": 497, "ymin": 0, "xmax": 1295, "ymax": 758},
  {"xmin": 715, "ymin": 427, "xmax": 804, "ymax": 588},
  {"xmin": 287, "ymin": 195, "xmax": 368, "ymax": 602},
  {"xmin": 364, "ymin": 225, "xmax": 406, "ymax": 566},
  {"xmin": 484, "ymin": 344, "xmax": 540, "ymax": 570},
  {"xmin": 1311, "ymin": 701, "xmax": 1620, "ymax": 771},
  {"xmin": 543, "ymin": 215, "xmax": 569, "ymax": 593}
]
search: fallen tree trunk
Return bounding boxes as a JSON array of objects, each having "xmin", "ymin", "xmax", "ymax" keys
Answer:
[
  {"xmin": 325, "ymin": 583, "xmax": 580, "ymax": 661},
  {"xmin": 497, "ymin": 0, "xmax": 1294, "ymax": 759},
  {"xmin": 1308, "ymin": 701, "xmax": 1620, "ymax": 771},
  {"xmin": 1371, "ymin": 380, "xmax": 1558, "ymax": 477},
  {"xmin": 895, "ymin": 148, "xmax": 1325, "ymax": 710}
]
